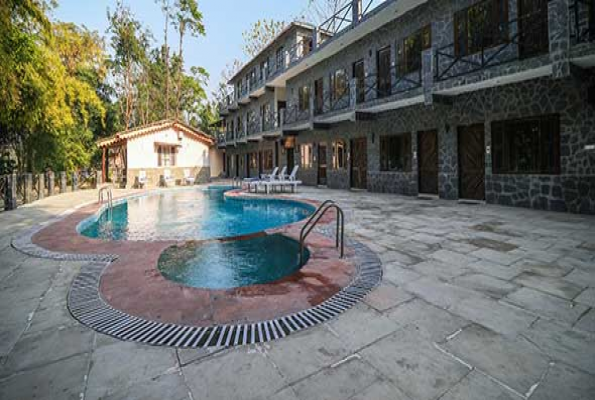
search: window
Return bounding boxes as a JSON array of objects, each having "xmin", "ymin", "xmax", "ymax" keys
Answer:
[
  {"xmin": 263, "ymin": 149, "xmax": 274, "ymax": 169},
  {"xmin": 492, "ymin": 115, "xmax": 560, "ymax": 174},
  {"xmin": 157, "ymin": 145, "xmax": 177, "ymax": 167},
  {"xmin": 314, "ymin": 78, "xmax": 324, "ymax": 115},
  {"xmin": 298, "ymin": 85, "xmax": 310, "ymax": 112},
  {"xmin": 276, "ymin": 47, "xmax": 285, "ymax": 71},
  {"xmin": 377, "ymin": 46, "xmax": 392, "ymax": 98},
  {"xmin": 380, "ymin": 133, "xmax": 412, "ymax": 172},
  {"xmin": 454, "ymin": 0, "xmax": 508, "ymax": 57},
  {"xmin": 399, "ymin": 25, "xmax": 431, "ymax": 75},
  {"xmin": 332, "ymin": 140, "xmax": 346, "ymax": 169},
  {"xmin": 353, "ymin": 59, "xmax": 365, "ymax": 104},
  {"xmin": 300, "ymin": 144, "xmax": 313, "ymax": 168},
  {"xmin": 330, "ymin": 69, "xmax": 348, "ymax": 106},
  {"xmin": 249, "ymin": 153, "xmax": 258, "ymax": 169}
]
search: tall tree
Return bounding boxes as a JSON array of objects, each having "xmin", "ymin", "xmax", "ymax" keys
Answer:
[
  {"xmin": 172, "ymin": 0, "xmax": 205, "ymax": 119},
  {"xmin": 155, "ymin": 0, "xmax": 172, "ymax": 118},
  {"xmin": 241, "ymin": 19, "xmax": 286, "ymax": 58}
]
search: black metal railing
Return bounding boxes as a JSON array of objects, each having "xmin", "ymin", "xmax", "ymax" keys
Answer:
[
  {"xmin": 570, "ymin": 0, "xmax": 595, "ymax": 43},
  {"xmin": 314, "ymin": 79, "xmax": 352, "ymax": 116},
  {"xmin": 318, "ymin": 0, "xmax": 386, "ymax": 45},
  {"xmin": 435, "ymin": 9, "xmax": 549, "ymax": 81},
  {"xmin": 262, "ymin": 108, "xmax": 279, "ymax": 132},
  {"xmin": 362, "ymin": 64, "xmax": 423, "ymax": 101},
  {"xmin": 283, "ymin": 104, "xmax": 310, "ymax": 125}
]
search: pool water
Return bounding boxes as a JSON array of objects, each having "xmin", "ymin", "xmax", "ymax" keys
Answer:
[
  {"xmin": 79, "ymin": 187, "xmax": 314, "ymax": 241},
  {"xmin": 158, "ymin": 234, "xmax": 309, "ymax": 289}
]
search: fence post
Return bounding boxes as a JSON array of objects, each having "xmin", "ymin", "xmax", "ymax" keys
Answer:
[
  {"xmin": 5, "ymin": 173, "xmax": 17, "ymax": 211},
  {"xmin": 60, "ymin": 171, "xmax": 67, "ymax": 193},
  {"xmin": 37, "ymin": 173, "xmax": 45, "ymax": 200},
  {"xmin": 47, "ymin": 172, "xmax": 55, "ymax": 196},
  {"xmin": 24, "ymin": 173, "xmax": 33, "ymax": 204},
  {"xmin": 72, "ymin": 172, "xmax": 78, "ymax": 192}
]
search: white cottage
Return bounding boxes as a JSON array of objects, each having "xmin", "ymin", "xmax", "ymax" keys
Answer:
[{"xmin": 97, "ymin": 120, "xmax": 223, "ymax": 188}]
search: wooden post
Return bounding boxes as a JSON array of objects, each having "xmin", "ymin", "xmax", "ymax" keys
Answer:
[
  {"xmin": 37, "ymin": 173, "xmax": 45, "ymax": 200},
  {"xmin": 23, "ymin": 173, "xmax": 33, "ymax": 204},
  {"xmin": 47, "ymin": 171, "xmax": 55, "ymax": 196},
  {"xmin": 5, "ymin": 173, "xmax": 17, "ymax": 211},
  {"xmin": 72, "ymin": 172, "xmax": 78, "ymax": 192},
  {"xmin": 60, "ymin": 171, "xmax": 67, "ymax": 193}
]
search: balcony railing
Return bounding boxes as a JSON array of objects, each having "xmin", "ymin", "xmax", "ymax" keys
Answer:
[
  {"xmin": 362, "ymin": 64, "xmax": 422, "ymax": 102},
  {"xmin": 314, "ymin": 80, "xmax": 352, "ymax": 117},
  {"xmin": 318, "ymin": 0, "xmax": 386, "ymax": 45},
  {"xmin": 262, "ymin": 109, "xmax": 279, "ymax": 132},
  {"xmin": 435, "ymin": 9, "xmax": 549, "ymax": 81},
  {"xmin": 570, "ymin": 0, "xmax": 595, "ymax": 43},
  {"xmin": 283, "ymin": 104, "xmax": 311, "ymax": 125}
]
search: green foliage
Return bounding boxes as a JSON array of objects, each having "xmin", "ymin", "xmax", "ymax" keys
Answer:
[{"xmin": 242, "ymin": 19, "xmax": 286, "ymax": 58}]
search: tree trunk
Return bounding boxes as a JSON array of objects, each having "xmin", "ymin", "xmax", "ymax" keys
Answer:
[
  {"xmin": 176, "ymin": 23, "xmax": 185, "ymax": 119},
  {"xmin": 164, "ymin": 2, "xmax": 170, "ymax": 120}
]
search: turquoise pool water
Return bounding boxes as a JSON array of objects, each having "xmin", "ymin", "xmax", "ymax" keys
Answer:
[
  {"xmin": 158, "ymin": 234, "xmax": 309, "ymax": 289},
  {"xmin": 79, "ymin": 187, "xmax": 314, "ymax": 241}
]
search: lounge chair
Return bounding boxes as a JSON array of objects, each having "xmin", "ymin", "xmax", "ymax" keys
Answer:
[
  {"xmin": 246, "ymin": 168, "xmax": 280, "ymax": 193},
  {"xmin": 161, "ymin": 169, "xmax": 175, "ymax": 187},
  {"xmin": 184, "ymin": 169, "xmax": 195, "ymax": 186},
  {"xmin": 276, "ymin": 165, "xmax": 302, "ymax": 193},
  {"xmin": 260, "ymin": 167, "xmax": 279, "ymax": 181},
  {"xmin": 137, "ymin": 170, "xmax": 148, "ymax": 188}
]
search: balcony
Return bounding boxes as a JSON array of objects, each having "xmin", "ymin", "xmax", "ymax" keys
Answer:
[
  {"xmin": 435, "ymin": 8, "xmax": 549, "ymax": 83},
  {"xmin": 218, "ymin": 91, "xmax": 236, "ymax": 116},
  {"xmin": 282, "ymin": 104, "xmax": 311, "ymax": 131}
]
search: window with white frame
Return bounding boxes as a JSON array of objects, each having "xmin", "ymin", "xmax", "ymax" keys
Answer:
[{"xmin": 300, "ymin": 144, "xmax": 313, "ymax": 168}]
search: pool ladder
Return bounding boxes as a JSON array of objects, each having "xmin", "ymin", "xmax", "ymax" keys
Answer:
[
  {"xmin": 299, "ymin": 200, "xmax": 344, "ymax": 266},
  {"xmin": 98, "ymin": 186, "xmax": 114, "ymax": 219}
]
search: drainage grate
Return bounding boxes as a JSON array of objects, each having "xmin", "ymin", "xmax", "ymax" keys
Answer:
[{"xmin": 65, "ymin": 236, "xmax": 382, "ymax": 348}]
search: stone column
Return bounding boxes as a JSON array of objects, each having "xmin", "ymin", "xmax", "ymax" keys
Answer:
[
  {"xmin": 37, "ymin": 173, "xmax": 45, "ymax": 200},
  {"xmin": 72, "ymin": 172, "xmax": 78, "ymax": 192},
  {"xmin": 60, "ymin": 171, "xmax": 67, "ymax": 193},
  {"xmin": 548, "ymin": 0, "xmax": 570, "ymax": 79},
  {"xmin": 23, "ymin": 173, "xmax": 33, "ymax": 204},
  {"xmin": 5, "ymin": 173, "xmax": 17, "ymax": 211},
  {"xmin": 47, "ymin": 171, "xmax": 55, "ymax": 196},
  {"xmin": 422, "ymin": 48, "xmax": 434, "ymax": 105}
]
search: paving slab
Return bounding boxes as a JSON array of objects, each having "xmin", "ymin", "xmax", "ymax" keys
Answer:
[
  {"xmin": 361, "ymin": 326, "xmax": 471, "ymax": 400},
  {"xmin": 183, "ymin": 347, "xmax": 288, "ymax": 400},
  {"xmin": 429, "ymin": 249, "xmax": 478, "ymax": 266},
  {"xmin": 349, "ymin": 379, "xmax": 412, "ymax": 400},
  {"xmin": 574, "ymin": 309, "xmax": 595, "ymax": 334},
  {"xmin": 441, "ymin": 324, "xmax": 550, "ymax": 396},
  {"xmin": 510, "ymin": 260, "xmax": 573, "ymax": 278},
  {"xmin": 379, "ymin": 250, "xmax": 423, "ymax": 266},
  {"xmin": 403, "ymin": 276, "xmax": 481, "ymax": 309},
  {"xmin": 521, "ymin": 319, "xmax": 595, "ymax": 375},
  {"xmin": 504, "ymin": 287, "xmax": 590, "ymax": 325},
  {"xmin": 575, "ymin": 288, "xmax": 595, "ymax": 307},
  {"xmin": 85, "ymin": 340, "xmax": 178, "ymax": 400},
  {"xmin": 469, "ymin": 248, "xmax": 524, "ymax": 266},
  {"xmin": 98, "ymin": 371, "xmax": 190, "ymax": 400},
  {"xmin": 363, "ymin": 282, "xmax": 414, "ymax": 312},
  {"xmin": 290, "ymin": 357, "xmax": 380, "ymax": 400},
  {"xmin": 382, "ymin": 263, "xmax": 422, "ymax": 286},
  {"xmin": 0, "ymin": 353, "xmax": 88, "ymax": 400},
  {"xmin": 385, "ymin": 298, "xmax": 470, "ymax": 342},
  {"xmin": 26, "ymin": 302, "xmax": 78, "ymax": 334},
  {"xmin": 453, "ymin": 273, "xmax": 519, "ymax": 299},
  {"xmin": 564, "ymin": 269, "xmax": 595, "ymax": 287},
  {"xmin": 513, "ymin": 272, "xmax": 585, "ymax": 300},
  {"xmin": 267, "ymin": 387, "xmax": 301, "ymax": 400},
  {"xmin": 0, "ymin": 325, "xmax": 94, "ymax": 378},
  {"xmin": 467, "ymin": 260, "xmax": 524, "ymax": 281},
  {"xmin": 264, "ymin": 326, "xmax": 351, "ymax": 383},
  {"xmin": 326, "ymin": 304, "xmax": 401, "ymax": 351},
  {"xmin": 528, "ymin": 362, "xmax": 595, "ymax": 400},
  {"xmin": 439, "ymin": 370, "xmax": 520, "ymax": 400},
  {"xmin": 412, "ymin": 260, "xmax": 473, "ymax": 280},
  {"xmin": 176, "ymin": 346, "xmax": 227, "ymax": 366}
]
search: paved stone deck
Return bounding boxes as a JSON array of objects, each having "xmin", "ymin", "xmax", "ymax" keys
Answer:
[{"xmin": 1, "ymin": 185, "xmax": 595, "ymax": 400}]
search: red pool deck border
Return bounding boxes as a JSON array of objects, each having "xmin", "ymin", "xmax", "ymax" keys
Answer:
[{"xmin": 31, "ymin": 188, "xmax": 358, "ymax": 326}]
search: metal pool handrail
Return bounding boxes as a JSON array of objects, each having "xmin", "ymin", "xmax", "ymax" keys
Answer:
[
  {"xmin": 299, "ymin": 200, "xmax": 344, "ymax": 266},
  {"xmin": 98, "ymin": 186, "xmax": 114, "ymax": 220}
]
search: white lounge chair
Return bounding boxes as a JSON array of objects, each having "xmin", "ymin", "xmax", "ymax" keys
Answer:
[
  {"xmin": 137, "ymin": 170, "xmax": 148, "ymax": 188},
  {"xmin": 184, "ymin": 169, "xmax": 195, "ymax": 186},
  {"xmin": 260, "ymin": 167, "xmax": 279, "ymax": 181},
  {"xmin": 246, "ymin": 168, "xmax": 280, "ymax": 193},
  {"xmin": 162, "ymin": 169, "xmax": 175, "ymax": 187},
  {"xmin": 277, "ymin": 165, "xmax": 302, "ymax": 193}
]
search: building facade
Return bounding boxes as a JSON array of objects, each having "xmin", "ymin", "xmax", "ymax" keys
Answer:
[{"xmin": 219, "ymin": 0, "xmax": 595, "ymax": 214}]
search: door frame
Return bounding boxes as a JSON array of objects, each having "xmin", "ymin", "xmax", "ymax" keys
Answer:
[
  {"xmin": 458, "ymin": 124, "xmax": 486, "ymax": 201},
  {"xmin": 417, "ymin": 130, "xmax": 439, "ymax": 195},
  {"xmin": 350, "ymin": 137, "xmax": 368, "ymax": 190}
]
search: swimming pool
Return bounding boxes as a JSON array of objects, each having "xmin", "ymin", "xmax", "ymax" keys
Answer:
[
  {"xmin": 158, "ymin": 234, "xmax": 309, "ymax": 289},
  {"xmin": 79, "ymin": 187, "xmax": 314, "ymax": 241}
]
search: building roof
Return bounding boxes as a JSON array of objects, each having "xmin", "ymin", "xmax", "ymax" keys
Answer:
[
  {"xmin": 97, "ymin": 120, "xmax": 215, "ymax": 148},
  {"xmin": 228, "ymin": 21, "xmax": 315, "ymax": 84}
]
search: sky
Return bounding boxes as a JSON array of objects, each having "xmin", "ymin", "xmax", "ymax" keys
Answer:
[{"xmin": 52, "ymin": 0, "xmax": 312, "ymax": 99}]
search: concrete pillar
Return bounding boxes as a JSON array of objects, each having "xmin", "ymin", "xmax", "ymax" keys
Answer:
[
  {"xmin": 23, "ymin": 173, "xmax": 33, "ymax": 204},
  {"xmin": 548, "ymin": 0, "xmax": 571, "ymax": 79},
  {"xmin": 47, "ymin": 172, "xmax": 55, "ymax": 196},
  {"xmin": 4, "ymin": 173, "xmax": 17, "ymax": 211},
  {"xmin": 60, "ymin": 171, "xmax": 67, "ymax": 193},
  {"xmin": 37, "ymin": 173, "xmax": 45, "ymax": 200},
  {"xmin": 72, "ymin": 172, "xmax": 78, "ymax": 192},
  {"xmin": 422, "ymin": 48, "xmax": 434, "ymax": 105}
]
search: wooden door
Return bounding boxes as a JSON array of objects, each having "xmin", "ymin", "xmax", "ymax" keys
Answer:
[
  {"xmin": 287, "ymin": 148, "xmax": 295, "ymax": 170},
  {"xmin": 458, "ymin": 125, "xmax": 485, "ymax": 200},
  {"xmin": 350, "ymin": 138, "xmax": 368, "ymax": 189},
  {"xmin": 418, "ymin": 130, "xmax": 439, "ymax": 195},
  {"xmin": 318, "ymin": 143, "xmax": 327, "ymax": 186},
  {"xmin": 518, "ymin": 0, "xmax": 548, "ymax": 58}
]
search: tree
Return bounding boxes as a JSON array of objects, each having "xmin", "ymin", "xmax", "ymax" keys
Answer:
[
  {"xmin": 241, "ymin": 19, "xmax": 286, "ymax": 58},
  {"xmin": 107, "ymin": 1, "xmax": 151, "ymax": 129},
  {"xmin": 306, "ymin": 0, "xmax": 350, "ymax": 28},
  {"xmin": 171, "ymin": 0, "xmax": 205, "ymax": 118},
  {"xmin": 155, "ymin": 0, "xmax": 171, "ymax": 118}
]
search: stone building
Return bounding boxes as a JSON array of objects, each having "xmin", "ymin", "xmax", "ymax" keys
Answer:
[{"xmin": 218, "ymin": 0, "xmax": 595, "ymax": 214}]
